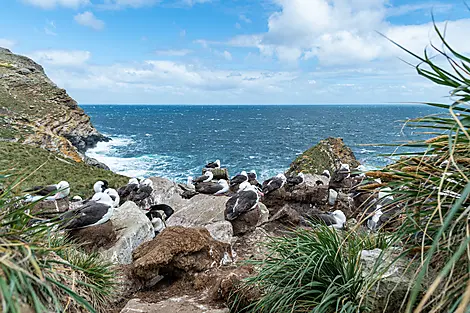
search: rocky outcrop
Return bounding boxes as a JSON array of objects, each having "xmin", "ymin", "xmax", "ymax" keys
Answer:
[
  {"xmin": 132, "ymin": 227, "xmax": 233, "ymax": 279},
  {"xmin": 361, "ymin": 249, "xmax": 417, "ymax": 313},
  {"xmin": 120, "ymin": 297, "xmax": 229, "ymax": 313},
  {"xmin": 0, "ymin": 47, "xmax": 107, "ymax": 160},
  {"xmin": 287, "ymin": 137, "xmax": 360, "ymax": 176},
  {"xmin": 68, "ymin": 202, "xmax": 154, "ymax": 264},
  {"xmin": 166, "ymin": 193, "xmax": 232, "ymax": 241}
]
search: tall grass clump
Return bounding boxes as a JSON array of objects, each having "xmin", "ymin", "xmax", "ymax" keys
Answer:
[
  {"xmin": 0, "ymin": 172, "xmax": 116, "ymax": 313},
  {"xmin": 371, "ymin": 21, "xmax": 470, "ymax": 313},
  {"xmin": 231, "ymin": 225, "xmax": 391, "ymax": 313}
]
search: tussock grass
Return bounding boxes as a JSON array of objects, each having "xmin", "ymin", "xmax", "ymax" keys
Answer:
[
  {"xmin": 0, "ymin": 173, "xmax": 117, "ymax": 312},
  {"xmin": 231, "ymin": 225, "xmax": 391, "ymax": 313}
]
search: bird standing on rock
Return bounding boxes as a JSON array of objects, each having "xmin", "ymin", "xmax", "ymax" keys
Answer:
[
  {"xmin": 205, "ymin": 159, "xmax": 221, "ymax": 169},
  {"xmin": 230, "ymin": 171, "xmax": 249, "ymax": 187},
  {"xmin": 332, "ymin": 164, "xmax": 350, "ymax": 183},
  {"xmin": 311, "ymin": 210, "xmax": 347, "ymax": 230},
  {"xmin": 195, "ymin": 179, "xmax": 230, "ymax": 195},
  {"xmin": 225, "ymin": 182, "xmax": 262, "ymax": 221},
  {"xmin": 193, "ymin": 171, "xmax": 214, "ymax": 183},
  {"xmin": 61, "ymin": 192, "xmax": 115, "ymax": 229},
  {"xmin": 118, "ymin": 178, "xmax": 140, "ymax": 200},
  {"xmin": 287, "ymin": 172, "xmax": 305, "ymax": 187},
  {"xmin": 24, "ymin": 181, "xmax": 70, "ymax": 202},
  {"xmin": 262, "ymin": 173, "xmax": 287, "ymax": 195}
]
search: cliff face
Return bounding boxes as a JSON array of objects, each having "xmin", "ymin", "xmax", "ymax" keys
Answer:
[{"xmin": 0, "ymin": 47, "xmax": 107, "ymax": 160}]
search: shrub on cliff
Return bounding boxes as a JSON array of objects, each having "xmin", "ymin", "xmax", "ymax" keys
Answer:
[{"xmin": 0, "ymin": 173, "xmax": 116, "ymax": 313}]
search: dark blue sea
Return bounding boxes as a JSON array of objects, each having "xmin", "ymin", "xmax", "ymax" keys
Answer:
[{"xmin": 82, "ymin": 105, "xmax": 440, "ymax": 182}]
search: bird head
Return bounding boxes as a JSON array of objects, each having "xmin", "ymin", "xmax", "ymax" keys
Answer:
[
  {"xmin": 93, "ymin": 181, "xmax": 107, "ymax": 193},
  {"xmin": 238, "ymin": 181, "xmax": 251, "ymax": 192},
  {"xmin": 140, "ymin": 178, "xmax": 153, "ymax": 188},
  {"xmin": 92, "ymin": 192, "xmax": 114, "ymax": 206},
  {"xmin": 57, "ymin": 181, "xmax": 70, "ymax": 191},
  {"xmin": 332, "ymin": 210, "xmax": 347, "ymax": 224},
  {"xmin": 129, "ymin": 178, "xmax": 139, "ymax": 185},
  {"xmin": 240, "ymin": 171, "xmax": 248, "ymax": 177},
  {"xmin": 218, "ymin": 179, "xmax": 228, "ymax": 186}
]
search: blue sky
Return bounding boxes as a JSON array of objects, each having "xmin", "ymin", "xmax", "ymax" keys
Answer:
[{"xmin": 1, "ymin": 0, "xmax": 469, "ymax": 104}]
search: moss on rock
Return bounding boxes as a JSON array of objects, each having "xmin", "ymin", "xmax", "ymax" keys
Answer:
[{"xmin": 286, "ymin": 137, "xmax": 360, "ymax": 175}]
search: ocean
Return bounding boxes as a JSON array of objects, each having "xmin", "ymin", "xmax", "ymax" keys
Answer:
[{"xmin": 82, "ymin": 105, "xmax": 440, "ymax": 182}]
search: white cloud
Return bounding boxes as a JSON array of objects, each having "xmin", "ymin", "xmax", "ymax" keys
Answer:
[
  {"xmin": 155, "ymin": 49, "xmax": 192, "ymax": 56},
  {"xmin": 235, "ymin": 22, "xmax": 241, "ymax": 29},
  {"xmin": 214, "ymin": 0, "xmax": 469, "ymax": 67},
  {"xmin": 74, "ymin": 11, "xmax": 105, "ymax": 30},
  {"xmin": 239, "ymin": 14, "xmax": 252, "ymax": 24},
  {"xmin": 223, "ymin": 51, "xmax": 232, "ymax": 61},
  {"xmin": 21, "ymin": 0, "xmax": 89, "ymax": 9},
  {"xmin": 0, "ymin": 39, "xmax": 16, "ymax": 50},
  {"xmin": 180, "ymin": 29, "xmax": 187, "ymax": 37},
  {"xmin": 28, "ymin": 50, "xmax": 91, "ymax": 67}
]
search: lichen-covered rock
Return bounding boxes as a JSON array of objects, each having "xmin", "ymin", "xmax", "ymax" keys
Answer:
[
  {"xmin": 120, "ymin": 297, "xmax": 229, "ymax": 313},
  {"xmin": 361, "ymin": 249, "xmax": 417, "ymax": 313},
  {"xmin": 67, "ymin": 201, "xmax": 154, "ymax": 264},
  {"xmin": 205, "ymin": 220, "xmax": 233, "ymax": 244},
  {"xmin": 0, "ymin": 48, "xmax": 107, "ymax": 159},
  {"xmin": 287, "ymin": 137, "xmax": 360, "ymax": 176},
  {"xmin": 134, "ymin": 176, "xmax": 186, "ymax": 210},
  {"xmin": 202, "ymin": 167, "xmax": 229, "ymax": 180},
  {"xmin": 132, "ymin": 226, "xmax": 233, "ymax": 279},
  {"xmin": 166, "ymin": 193, "xmax": 229, "ymax": 240}
]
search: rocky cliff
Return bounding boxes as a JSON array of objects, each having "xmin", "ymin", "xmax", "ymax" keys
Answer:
[{"xmin": 0, "ymin": 47, "xmax": 107, "ymax": 161}]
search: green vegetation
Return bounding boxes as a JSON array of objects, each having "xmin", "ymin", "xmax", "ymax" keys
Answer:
[
  {"xmin": 231, "ymin": 225, "xmax": 390, "ymax": 313},
  {"xmin": 0, "ymin": 142, "xmax": 128, "ymax": 198},
  {"xmin": 0, "ymin": 174, "xmax": 117, "ymax": 312},
  {"xmin": 379, "ymin": 21, "xmax": 470, "ymax": 313},
  {"xmin": 233, "ymin": 20, "xmax": 470, "ymax": 313}
]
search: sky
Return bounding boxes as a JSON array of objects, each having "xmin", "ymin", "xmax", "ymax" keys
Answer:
[{"xmin": 1, "ymin": 0, "xmax": 469, "ymax": 104}]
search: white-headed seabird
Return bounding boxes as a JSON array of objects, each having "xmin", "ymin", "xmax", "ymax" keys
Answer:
[
  {"xmin": 104, "ymin": 188, "xmax": 120, "ymax": 208},
  {"xmin": 332, "ymin": 164, "xmax": 350, "ymax": 183},
  {"xmin": 146, "ymin": 204, "xmax": 175, "ymax": 235},
  {"xmin": 247, "ymin": 170, "xmax": 262, "ymax": 188},
  {"xmin": 131, "ymin": 178, "xmax": 154, "ymax": 203},
  {"xmin": 230, "ymin": 171, "xmax": 249, "ymax": 187},
  {"xmin": 93, "ymin": 180, "xmax": 109, "ymax": 194},
  {"xmin": 312, "ymin": 210, "xmax": 347, "ymax": 229},
  {"xmin": 24, "ymin": 181, "xmax": 70, "ymax": 202},
  {"xmin": 193, "ymin": 171, "xmax": 214, "ymax": 183},
  {"xmin": 205, "ymin": 159, "xmax": 221, "ymax": 169},
  {"xmin": 62, "ymin": 192, "xmax": 114, "ymax": 229},
  {"xmin": 366, "ymin": 206, "xmax": 384, "ymax": 231},
  {"xmin": 287, "ymin": 172, "xmax": 305, "ymax": 187},
  {"xmin": 225, "ymin": 182, "xmax": 261, "ymax": 221},
  {"xmin": 117, "ymin": 178, "xmax": 140, "ymax": 202},
  {"xmin": 262, "ymin": 173, "xmax": 287, "ymax": 195},
  {"xmin": 321, "ymin": 170, "xmax": 331, "ymax": 179},
  {"xmin": 195, "ymin": 179, "xmax": 229, "ymax": 195}
]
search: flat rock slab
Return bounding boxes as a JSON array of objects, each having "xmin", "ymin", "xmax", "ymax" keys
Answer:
[{"xmin": 120, "ymin": 297, "xmax": 229, "ymax": 313}]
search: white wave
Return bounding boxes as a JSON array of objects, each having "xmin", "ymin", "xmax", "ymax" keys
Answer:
[{"xmin": 87, "ymin": 137, "xmax": 135, "ymax": 155}]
